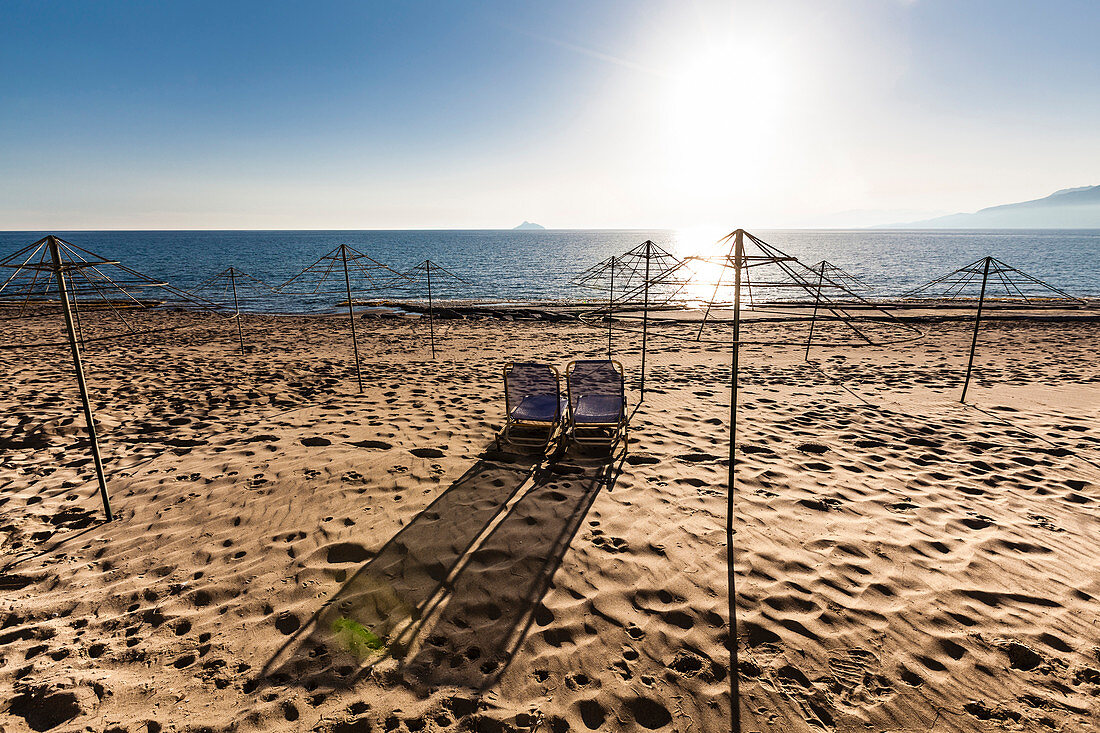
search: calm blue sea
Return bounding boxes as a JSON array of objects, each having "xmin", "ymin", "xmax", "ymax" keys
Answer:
[{"xmin": 1, "ymin": 229, "xmax": 1097, "ymax": 312}]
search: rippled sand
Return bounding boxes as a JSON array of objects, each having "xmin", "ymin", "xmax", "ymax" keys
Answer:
[{"xmin": 1, "ymin": 311, "xmax": 1098, "ymax": 732}]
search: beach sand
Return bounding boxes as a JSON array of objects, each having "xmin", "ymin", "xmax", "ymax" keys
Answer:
[{"xmin": 1, "ymin": 311, "xmax": 1098, "ymax": 732}]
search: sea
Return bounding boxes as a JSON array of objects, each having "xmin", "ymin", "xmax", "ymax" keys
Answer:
[{"xmin": 1, "ymin": 229, "xmax": 1097, "ymax": 312}]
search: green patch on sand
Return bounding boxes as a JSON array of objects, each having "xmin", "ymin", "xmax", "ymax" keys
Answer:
[{"xmin": 332, "ymin": 616, "xmax": 385, "ymax": 658}]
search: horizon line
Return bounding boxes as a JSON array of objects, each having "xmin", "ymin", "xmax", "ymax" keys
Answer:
[{"xmin": 5, "ymin": 226, "xmax": 1100, "ymax": 234}]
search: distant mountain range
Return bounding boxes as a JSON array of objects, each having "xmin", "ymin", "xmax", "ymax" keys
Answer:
[
  {"xmin": 512, "ymin": 221, "xmax": 545, "ymax": 230},
  {"xmin": 887, "ymin": 185, "xmax": 1100, "ymax": 228}
]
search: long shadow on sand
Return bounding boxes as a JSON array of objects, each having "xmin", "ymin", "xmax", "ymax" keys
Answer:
[
  {"xmin": 257, "ymin": 444, "xmax": 619, "ymax": 695},
  {"xmin": 399, "ymin": 452, "xmax": 619, "ymax": 693}
]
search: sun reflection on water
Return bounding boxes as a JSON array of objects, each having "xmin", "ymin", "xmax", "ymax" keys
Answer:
[{"xmin": 670, "ymin": 227, "xmax": 739, "ymax": 307}]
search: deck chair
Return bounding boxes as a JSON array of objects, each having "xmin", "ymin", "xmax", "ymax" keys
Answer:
[
  {"xmin": 565, "ymin": 360, "xmax": 627, "ymax": 448},
  {"xmin": 500, "ymin": 362, "xmax": 563, "ymax": 449}
]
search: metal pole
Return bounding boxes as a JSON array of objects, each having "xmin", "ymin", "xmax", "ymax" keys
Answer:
[
  {"xmin": 341, "ymin": 245, "xmax": 364, "ymax": 393},
  {"xmin": 727, "ymin": 230, "xmax": 743, "ymax": 733},
  {"xmin": 641, "ymin": 242, "xmax": 651, "ymax": 401},
  {"xmin": 608, "ymin": 256, "xmax": 614, "ymax": 360},
  {"xmin": 49, "ymin": 238, "xmax": 112, "ymax": 522},
  {"xmin": 426, "ymin": 261, "xmax": 436, "ymax": 359},
  {"xmin": 230, "ymin": 268, "xmax": 245, "ymax": 355},
  {"xmin": 960, "ymin": 256, "xmax": 991, "ymax": 403},
  {"xmin": 67, "ymin": 269, "xmax": 87, "ymax": 352},
  {"xmin": 804, "ymin": 265, "xmax": 825, "ymax": 361}
]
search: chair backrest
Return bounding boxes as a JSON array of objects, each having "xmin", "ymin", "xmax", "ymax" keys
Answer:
[
  {"xmin": 504, "ymin": 362, "xmax": 560, "ymax": 413},
  {"xmin": 566, "ymin": 360, "xmax": 624, "ymax": 411}
]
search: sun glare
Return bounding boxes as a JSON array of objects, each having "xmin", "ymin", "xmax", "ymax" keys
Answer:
[
  {"xmin": 661, "ymin": 40, "xmax": 790, "ymax": 222},
  {"xmin": 671, "ymin": 226, "xmax": 738, "ymax": 305}
]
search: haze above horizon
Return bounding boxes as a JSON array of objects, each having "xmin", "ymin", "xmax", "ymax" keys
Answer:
[{"xmin": 2, "ymin": 1, "xmax": 1098, "ymax": 231}]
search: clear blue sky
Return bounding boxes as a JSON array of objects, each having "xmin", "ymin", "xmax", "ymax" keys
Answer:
[{"xmin": 2, "ymin": 0, "xmax": 1098, "ymax": 229}]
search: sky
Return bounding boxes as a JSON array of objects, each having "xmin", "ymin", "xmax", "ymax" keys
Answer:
[{"xmin": 1, "ymin": 0, "xmax": 1098, "ymax": 230}]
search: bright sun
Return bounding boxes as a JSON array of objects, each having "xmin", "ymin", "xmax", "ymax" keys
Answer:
[{"xmin": 661, "ymin": 40, "xmax": 789, "ymax": 223}]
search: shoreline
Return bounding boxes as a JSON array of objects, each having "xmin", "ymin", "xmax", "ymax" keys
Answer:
[{"xmin": 5, "ymin": 298, "xmax": 1098, "ymax": 321}]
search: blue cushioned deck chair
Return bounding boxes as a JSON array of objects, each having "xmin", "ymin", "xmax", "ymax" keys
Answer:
[
  {"xmin": 565, "ymin": 359, "xmax": 627, "ymax": 448},
  {"xmin": 500, "ymin": 362, "xmax": 564, "ymax": 449}
]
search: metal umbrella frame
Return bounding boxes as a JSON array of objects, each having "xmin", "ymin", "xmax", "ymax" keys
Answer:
[
  {"xmin": 807, "ymin": 260, "xmax": 870, "ymax": 294},
  {"xmin": 0, "ymin": 236, "xmax": 225, "ymax": 347},
  {"xmin": 608, "ymin": 229, "xmax": 923, "ymax": 732},
  {"xmin": 608, "ymin": 238, "xmax": 924, "ymax": 349},
  {"xmin": 803, "ymin": 260, "xmax": 872, "ymax": 360},
  {"xmin": 392, "ymin": 259, "xmax": 467, "ymax": 359},
  {"xmin": 901, "ymin": 256, "xmax": 1086, "ymax": 401},
  {"xmin": 188, "ymin": 266, "xmax": 276, "ymax": 354},
  {"xmin": 0, "ymin": 235, "xmax": 223, "ymax": 521},
  {"xmin": 574, "ymin": 254, "xmax": 624, "ymax": 360},
  {"xmin": 572, "ymin": 240, "xmax": 688, "ymax": 400},
  {"xmin": 277, "ymin": 243, "xmax": 410, "ymax": 393}
]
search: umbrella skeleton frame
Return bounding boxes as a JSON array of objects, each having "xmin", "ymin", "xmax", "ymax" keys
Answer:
[
  {"xmin": 0, "ymin": 236, "xmax": 222, "ymax": 521},
  {"xmin": 277, "ymin": 243, "xmax": 410, "ymax": 392}
]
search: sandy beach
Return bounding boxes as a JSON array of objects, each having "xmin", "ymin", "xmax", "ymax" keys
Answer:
[{"xmin": 2, "ymin": 310, "xmax": 1099, "ymax": 732}]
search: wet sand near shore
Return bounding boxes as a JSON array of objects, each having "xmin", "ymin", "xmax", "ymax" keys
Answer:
[{"xmin": 1, "ymin": 312, "xmax": 1098, "ymax": 732}]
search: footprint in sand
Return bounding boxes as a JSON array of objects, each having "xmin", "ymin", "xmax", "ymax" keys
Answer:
[
  {"xmin": 49, "ymin": 507, "xmax": 96, "ymax": 530},
  {"xmin": 742, "ymin": 621, "xmax": 780, "ymax": 647},
  {"xmin": 172, "ymin": 653, "xmax": 196, "ymax": 669},
  {"xmin": 676, "ymin": 452, "xmax": 719, "ymax": 463},
  {"xmin": 963, "ymin": 701, "xmax": 1022, "ymax": 724},
  {"xmin": 325, "ymin": 542, "xmax": 371, "ymax": 564},
  {"xmin": 576, "ymin": 699, "xmax": 607, "ymax": 730},
  {"xmin": 8, "ymin": 686, "xmax": 83, "ymax": 731},
  {"xmin": 669, "ymin": 650, "xmax": 706, "ymax": 678},
  {"xmin": 410, "ymin": 447, "xmax": 444, "ymax": 458},
  {"xmin": 565, "ymin": 672, "xmax": 591, "ymax": 690},
  {"xmin": 275, "ymin": 612, "xmax": 300, "ymax": 635},
  {"xmin": 799, "ymin": 497, "xmax": 841, "ymax": 512},
  {"xmin": 592, "ymin": 535, "xmax": 628, "ymax": 553},
  {"xmin": 626, "ymin": 696, "xmax": 673, "ymax": 730},
  {"xmin": 997, "ymin": 640, "xmax": 1042, "ymax": 670},
  {"xmin": 898, "ymin": 664, "xmax": 924, "ymax": 686},
  {"xmin": 349, "ymin": 439, "xmax": 393, "ymax": 449},
  {"xmin": 960, "ymin": 513, "xmax": 993, "ymax": 530}
]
